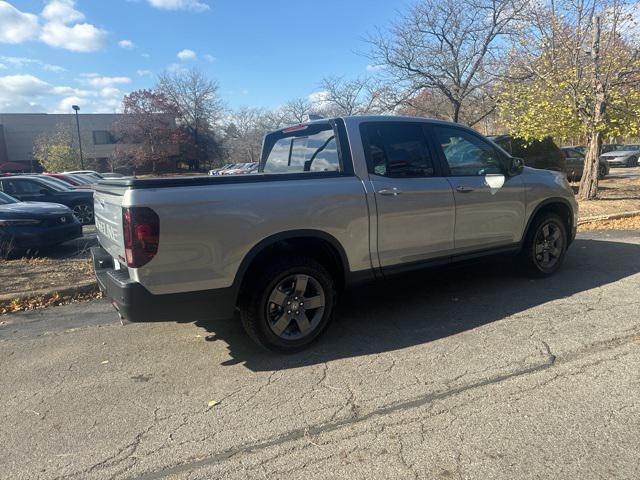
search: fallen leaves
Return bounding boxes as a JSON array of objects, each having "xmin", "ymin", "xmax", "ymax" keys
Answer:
[{"xmin": 578, "ymin": 215, "xmax": 640, "ymax": 231}]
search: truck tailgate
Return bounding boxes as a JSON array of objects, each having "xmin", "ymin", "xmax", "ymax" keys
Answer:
[{"xmin": 94, "ymin": 189, "xmax": 125, "ymax": 262}]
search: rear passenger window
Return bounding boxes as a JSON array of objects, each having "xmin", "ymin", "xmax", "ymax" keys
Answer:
[
  {"xmin": 263, "ymin": 125, "xmax": 340, "ymax": 174},
  {"xmin": 361, "ymin": 123, "xmax": 435, "ymax": 178}
]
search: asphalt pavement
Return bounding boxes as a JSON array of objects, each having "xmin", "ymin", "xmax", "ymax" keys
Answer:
[{"xmin": 1, "ymin": 230, "xmax": 639, "ymax": 480}]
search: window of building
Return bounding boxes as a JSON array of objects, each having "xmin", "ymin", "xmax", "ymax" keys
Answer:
[{"xmin": 93, "ymin": 130, "xmax": 114, "ymax": 145}]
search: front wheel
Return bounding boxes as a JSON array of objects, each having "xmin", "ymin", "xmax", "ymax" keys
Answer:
[
  {"xmin": 518, "ymin": 213, "xmax": 568, "ymax": 277},
  {"xmin": 627, "ymin": 156, "xmax": 638, "ymax": 168},
  {"xmin": 72, "ymin": 203, "xmax": 94, "ymax": 225},
  {"xmin": 238, "ymin": 256, "xmax": 336, "ymax": 352}
]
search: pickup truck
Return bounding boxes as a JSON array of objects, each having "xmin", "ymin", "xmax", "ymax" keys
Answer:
[{"xmin": 92, "ymin": 116, "xmax": 577, "ymax": 352}]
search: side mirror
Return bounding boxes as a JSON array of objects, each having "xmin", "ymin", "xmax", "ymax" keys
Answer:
[{"xmin": 509, "ymin": 157, "xmax": 524, "ymax": 176}]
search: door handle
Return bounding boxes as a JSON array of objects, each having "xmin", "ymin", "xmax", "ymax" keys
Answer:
[
  {"xmin": 456, "ymin": 185, "xmax": 474, "ymax": 193},
  {"xmin": 378, "ymin": 188, "xmax": 402, "ymax": 196}
]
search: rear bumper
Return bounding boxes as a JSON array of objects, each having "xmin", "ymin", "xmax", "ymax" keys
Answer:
[{"xmin": 91, "ymin": 245, "xmax": 237, "ymax": 322}]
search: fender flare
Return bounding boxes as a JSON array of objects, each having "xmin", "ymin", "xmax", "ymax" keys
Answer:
[{"xmin": 232, "ymin": 229, "xmax": 351, "ymax": 290}]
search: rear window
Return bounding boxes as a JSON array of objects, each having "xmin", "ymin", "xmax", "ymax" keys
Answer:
[{"xmin": 262, "ymin": 124, "xmax": 340, "ymax": 174}]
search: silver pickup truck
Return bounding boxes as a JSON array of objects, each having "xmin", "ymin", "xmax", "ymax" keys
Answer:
[{"xmin": 92, "ymin": 116, "xmax": 577, "ymax": 352}]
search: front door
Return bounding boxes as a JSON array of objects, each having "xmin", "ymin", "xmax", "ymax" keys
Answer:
[
  {"xmin": 430, "ymin": 125, "xmax": 525, "ymax": 253},
  {"xmin": 360, "ymin": 121, "xmax": 455, "ymax": 268}
]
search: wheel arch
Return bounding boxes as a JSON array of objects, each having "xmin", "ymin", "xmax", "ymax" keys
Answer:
[
  {"xmin": 233, "ymin": 230, "xmax": 352, "ymax": 298},
  {"xmin": 522, "ymin": 198, "xmax": 575, "ymax": 248}
]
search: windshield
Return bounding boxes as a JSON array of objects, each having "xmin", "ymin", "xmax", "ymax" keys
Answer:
[
  {"xmin": 620, "ymin": 145, "xmax": 640, "ymax": 151},
  {"xmin": 0, "ymin": 192, "xmax": 19, "ymax": 205},
  {"xmin": 41, "ymin": 176, "xmax": 74, "ymax": 190},
  {"xmin": 34, "ymin": 176, "xmax": 69, "ymax": 192}
]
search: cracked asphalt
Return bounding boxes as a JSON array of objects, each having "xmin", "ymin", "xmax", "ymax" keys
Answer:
[{"xmin": 1, "ymin": 230, "xmax": 639, "ymax": 480}]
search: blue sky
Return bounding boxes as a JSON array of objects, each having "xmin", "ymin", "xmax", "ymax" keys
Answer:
[{"xmin": 0, "ymin": 0, "xmax": 408, "ymax": 113}]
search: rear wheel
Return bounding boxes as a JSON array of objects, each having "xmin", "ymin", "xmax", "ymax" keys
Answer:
[
  {"xmin": 72, "ymin": 203, "xmax": 94, "ymax": 225},
  {"xmin": 627, "ymin": 156, "xmax": 638, "ymax": 168},
  {"xmin": 238, "ymin": 256, "xmax": 336, "ymax": 352},
  {"xmin": 598, "ymin": 163, "xmax": 607, "ymax": 179},
  {"xmin": 519, "ymin": 213, "xmax": 567, "ymax": 277}
]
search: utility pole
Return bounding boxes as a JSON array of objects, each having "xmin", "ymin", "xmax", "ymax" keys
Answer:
[{"xmin": 72, "ymin": 105, "xmax": 84, "ymax": 169}]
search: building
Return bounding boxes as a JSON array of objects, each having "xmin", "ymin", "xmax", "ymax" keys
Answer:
[{"xmin": 0, "ymin": 113, "xmax": 177, "ymax": 173}]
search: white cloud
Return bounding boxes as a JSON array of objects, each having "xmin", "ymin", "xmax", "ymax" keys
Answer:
[
  {"xmin": 0, "ymin": 1, "xmax": 107, "ymax": 52},
  {"xmin": 119, "ymin": 39, "xmax": 134, "ymax": 49},
  {"xmin": 0, "ymin": 73, "xmax": 127, "ymax": 113},
  {"xmin": 0, "ymin": 74, "xmax": 52, "ymax": 97},
  {"xmin": 141, "ymin": 53, "xmax": 151, "ymax": 58},
  {"xmin": 0, "ymin": 2, "xmax": 39, "ymax": 44},
  {"xmin": 0, "ymin": 55, "xmax": 66, "ymax": 74},
  {"xmin": 146, "ymin": 0, "xmax": 209, "ymax": 12},
  {"xmin": 40, "ymin": 21, "xmax": 108, "ymax": 52},
  {"xmin": 0, "ymin": 64, "xmax": 6, "ymax": 70},
  {"xmin": 80, "ymin": 74, "xmax": 132, "ymax": 88},
  {"xmin": 136, "ymin": 69, "xmax": 153, "ymax": 76},
  {"xmin": 54, "ymin": 95, "xmax": 83, "ymax": 113},
  {"xmin": 42, "ymin": 64, "xmax": 67, "ymax": 73},
  {"xmin": 366, "ymin": 64, "xmax": 385, "ymax": 72},
  {"xmin": 177, "ymin": 49, "xmax": 197, "ymax": 61},
  {"xmin": 41, "ymin": 0, "xmax": 84, "ymax": 24},
  {"xmin": 166, "ymin": 63, "xmax": 188, "ymax": 73},
  {"xmin": 204, "ymin": 54, "xmax": 216, "ymax": 62}
]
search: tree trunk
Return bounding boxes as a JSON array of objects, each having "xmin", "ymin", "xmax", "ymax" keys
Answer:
[
  {"xmin": 577, "ymin": 16, "xmax": 604, "ymax": 201},
  {"xmin": 577, "ymin": 130, "xmax": 601, "ymax": 200}
]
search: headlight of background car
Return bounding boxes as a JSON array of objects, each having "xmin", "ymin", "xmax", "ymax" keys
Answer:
[{"xmin": 0, "ymin": 219, "xmax": 42, "ymax": 227}]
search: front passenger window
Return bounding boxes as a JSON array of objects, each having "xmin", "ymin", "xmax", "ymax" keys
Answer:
[{"xmin": 434, "ymin": 127, "xmax": 505, "ymax": 176}]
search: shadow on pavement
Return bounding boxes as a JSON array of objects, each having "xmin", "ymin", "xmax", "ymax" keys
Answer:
[{"xmin": 190, "ymin": 237, "xmax": 640, "ymax": 372}]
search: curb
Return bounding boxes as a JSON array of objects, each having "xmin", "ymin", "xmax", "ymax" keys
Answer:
[
  {"xmin": 578, "ymin": 210, "xmax": 640, "ymax": 225},
  {"xmin": 0, "ymin": 280, "xmax": 99, "ymax": 304}
]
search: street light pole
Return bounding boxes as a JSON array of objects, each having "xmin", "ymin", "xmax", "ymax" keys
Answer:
[{"xmin": 72, "ymin": 105, "xmax": 84, "ymax": 169}]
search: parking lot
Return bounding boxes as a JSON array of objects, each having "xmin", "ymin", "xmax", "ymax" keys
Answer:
[{"xmin": 1, "ymin": 229, "xmax": 639, "ymax": 480}]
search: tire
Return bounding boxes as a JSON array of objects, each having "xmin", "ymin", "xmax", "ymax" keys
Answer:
[
  {"xmin": 518, "ymin": 213, "xmax": 568, "ymax": 278},
  {"xmin": 627, "ymin": 156, "xmax": 637, "ymax": 168},
  {"xmin": 72, "ymin": 203, "xmax": 94, "ymax": 225},
  {"xmin": 598, "ymin": 163, "xmax": 607, "ymax": 179},
  {"xmin": 238, "ymin": 255, "xmax": 336, "ymax": 353}
]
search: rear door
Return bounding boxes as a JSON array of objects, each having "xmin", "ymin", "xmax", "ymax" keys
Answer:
[
  {"xmin": 93, "ymin": 189, "xmax": 126, "ymax": 262},
  {"xmin": 361, "ymin": 122, "xmax": 455, "ymax": 268},
  {"xmin": 429, "ymin": 125, "xmax": 525, "ymax": 252}
]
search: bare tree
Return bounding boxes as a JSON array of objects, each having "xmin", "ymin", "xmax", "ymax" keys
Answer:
[
  {"xmin": 316, "ymin": 76, "xmax": 387, "ymax": 116},
  {"xmin": 367, "ymin": 0, "xmax": 525, "ymax": 126},
  {"xmin": 157, "ymin": 69, "xmax": 224, "ymax": 169},
  {"xmin": 223, "ymin": 107, "xmax": 269, "ymax": 164}
]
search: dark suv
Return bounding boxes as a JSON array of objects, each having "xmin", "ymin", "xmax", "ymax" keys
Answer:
[{"xmin": 488, "ymin": 135, "xmax": 566, "ymax": 173}]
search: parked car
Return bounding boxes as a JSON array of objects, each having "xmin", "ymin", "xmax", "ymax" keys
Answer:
[
  {"xmin": 92, "ymin": 116, "xmax": 577, "ymax": 352},
  {"xmin": 219, "ymin": 162, "xmax": 259, "ymax": 175},
  {"xmin": 45, "ymin": 173, "xmax": 85, "ymax": 187},
  {"xmin": 100, "ymin": 173, "xmax": 125, "ymax": 179},
  {"xmin": 65, "ymin": 170, "xmax": 104, "ymax": 180},
  {"xmin": 209, "ymin": 164, "xmax": 234, "ymax": 176},
  {"xmin": 568, "ymin": 146, "xmax": 586, "ymax": 155},
  {"xmin": 599, "ymin": 144, "xmax": 640, "ymax": 168},
  {"xmin": 0, "ymin": 191, "xmax": 82, "ymax": 254},
  {"xmin": 487, "ymin": 135, "xmax": 566, "ymax": 173},
  {"xmin": 602, "ymin": 144, "xmax": 623, "ymax": 154},
  {"xmin": 561, "ymin": 147, "xmax": 609, "ymax": 180},
  {"xmin": 0, "ymin": 176, "xmax": 94, "ymax": 225}
]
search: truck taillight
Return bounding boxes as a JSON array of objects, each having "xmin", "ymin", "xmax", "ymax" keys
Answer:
[{"xmin": 122, "ymin": 207, "xmax": 159, "ymax": 268}]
